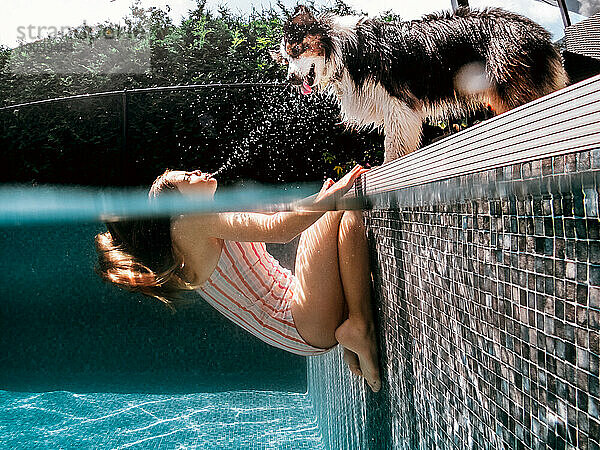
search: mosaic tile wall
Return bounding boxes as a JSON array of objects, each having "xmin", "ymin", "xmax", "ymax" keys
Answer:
[{"xmin": 308, "ymin": 149, "xmax": 600, "ymax": 449}]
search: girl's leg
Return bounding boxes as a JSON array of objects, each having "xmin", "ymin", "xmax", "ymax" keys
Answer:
[
  {"xmin": 292, "ymin": 211, "xmax": 346, "ymax": 349},
  {"xmin": 333, "ymin": 210, "xmax": 380, "ymax": 392},
  {"xmin": 292, "ymin": 210, "xmax": 380, "ymax": 391}
]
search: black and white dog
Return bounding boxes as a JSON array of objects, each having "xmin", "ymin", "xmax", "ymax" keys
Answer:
[{"xmin": 272, "ymin": 6, "xmax": 568, "ymax": 163}]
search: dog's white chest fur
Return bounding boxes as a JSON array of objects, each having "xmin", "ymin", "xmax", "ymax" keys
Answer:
[
  {"xmin": 330, "ymin": 76, "xmax": 388, "ymax": 129},
  {"xmin": 327, "ymin": 74, "xmax": 424, "ymax": 162}
]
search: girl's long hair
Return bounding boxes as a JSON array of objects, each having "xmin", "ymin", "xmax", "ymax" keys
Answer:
[{"xmin": 94, "ymin": 170, "xmax": 194, "ymax": 309}]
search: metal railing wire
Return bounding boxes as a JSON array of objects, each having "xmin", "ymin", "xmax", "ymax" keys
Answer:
[{"xmin": 0, "ymin": 82, "xmax": 288, "ymax": 112}]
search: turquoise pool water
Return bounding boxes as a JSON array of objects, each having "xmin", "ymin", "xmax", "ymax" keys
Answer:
[
  {"xmin": 0, "ymin": 186, "xmax": 334, "ymax": 448},
  {"xmin": 0, "ymin": 390, "xmax": 324, "ymax": 448}
]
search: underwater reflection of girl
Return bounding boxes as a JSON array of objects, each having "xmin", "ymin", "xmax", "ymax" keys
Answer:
[{"xmin": 94, "ymin": 166, "xmax": 381, "ymax": 392}]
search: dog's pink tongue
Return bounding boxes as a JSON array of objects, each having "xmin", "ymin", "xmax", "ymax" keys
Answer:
[{"xmin": 301, "ymin": 80, "xmax": 312, "ymax": 95}]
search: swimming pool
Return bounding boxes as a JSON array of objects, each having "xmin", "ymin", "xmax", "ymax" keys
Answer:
[
  {"xmin": 0, "ymin": 213, "xmax": 323, "ymax": 448},
  {"xmin": 2, "ymin": 66, "xmax": 599, "ymax": 450},
  {"xmin": 0, "ymin": 390, "xmax": 323, "ymax": 448}
]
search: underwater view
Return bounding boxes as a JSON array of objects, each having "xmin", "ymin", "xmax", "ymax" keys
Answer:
[
  {"xmin": 0, "ymin": 390, "xmax": 323, "ymax": 448},
  {"xmin": 2, "ymin": 0, "xmax": 600, "ymax": 449}
]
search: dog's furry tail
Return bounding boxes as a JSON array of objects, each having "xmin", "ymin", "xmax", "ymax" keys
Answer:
[
  {"xmin": 452, "ymin": 9, "xmax": 570, "ymax": 113},
  {"xmin": 489, "ymin": 36, "xmax": 568, "ymax": 112}
]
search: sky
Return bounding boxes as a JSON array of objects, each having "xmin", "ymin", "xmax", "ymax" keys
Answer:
[{"xmin": 1, "ymin": 0, "xmax": 587, "ymax": 48}]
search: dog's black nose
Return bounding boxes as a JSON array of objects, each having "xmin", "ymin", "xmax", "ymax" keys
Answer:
[{"xmin": 287, "ymin": 73, "xmax": 303, "ymax": 86}]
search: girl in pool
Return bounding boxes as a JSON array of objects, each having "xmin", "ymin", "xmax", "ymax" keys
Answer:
[{"xmin": 95, "ymin": 165, "xmax": 381, "ymax": 392}]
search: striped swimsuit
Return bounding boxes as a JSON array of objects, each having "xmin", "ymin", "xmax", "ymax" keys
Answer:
[{"xmin": 196, "ymin": 240, "xmax": 332, "ymax": 356}]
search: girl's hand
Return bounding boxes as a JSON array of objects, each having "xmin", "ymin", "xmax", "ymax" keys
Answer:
[
  {"xmin": 315, "ymin": 178, "xmax": 335, "ymax": 202},
  {"xmin": 314, "ymin": 164, "xmax": 369, "ymax": 207}
]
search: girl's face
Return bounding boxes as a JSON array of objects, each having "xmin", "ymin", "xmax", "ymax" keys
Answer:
[{"xmin": 168, "ymin": 170, "xmax": 217, "ymax": 197}]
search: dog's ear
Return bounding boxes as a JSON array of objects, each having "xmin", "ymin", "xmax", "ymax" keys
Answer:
[
  {"xmin": 293, "ymin": 5, "xmax": 312, "ymax": 16},
  {"xmin": 284, "ymin": 4, "xmax": 318, "ymax": 41},
  {"xmin": 292, "ymin": 5, "xmax": 314, "ymax": 21},
  {"xmin": 269, "ymin": 49, "xmax": 287, "ymax": 65}
]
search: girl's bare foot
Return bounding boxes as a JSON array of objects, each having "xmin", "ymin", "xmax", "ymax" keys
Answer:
[{"xmin": 335, "ymin": 317, "xmax": 381, "ymax": 392}]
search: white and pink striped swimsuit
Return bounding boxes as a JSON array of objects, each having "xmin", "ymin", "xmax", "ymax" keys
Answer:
[{"xmin": 196, "ymin": 240, "xmax": 332, "ymax": 356}]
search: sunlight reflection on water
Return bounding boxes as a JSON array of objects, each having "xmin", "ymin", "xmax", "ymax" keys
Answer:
[{"xmin": 0, "ymin": 390, "xmax": 325, "ymax": 449}]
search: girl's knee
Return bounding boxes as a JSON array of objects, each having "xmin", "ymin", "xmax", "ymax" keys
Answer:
[
  {"xmin": 340, "ymin": 210, "xmax": 365, "ymax": 233},
  {"xmin": 324, "ymin": 210, "xmax": 344, "ymax": 223}
]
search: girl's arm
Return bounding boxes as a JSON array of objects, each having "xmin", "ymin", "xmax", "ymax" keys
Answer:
[
  {"xmin": 192, "ymin": 210, "xmax": 324, "ymax": 244},
  {"xmin": 180, "ymin": 165, "xmax": 368, "ymax": 243}
]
